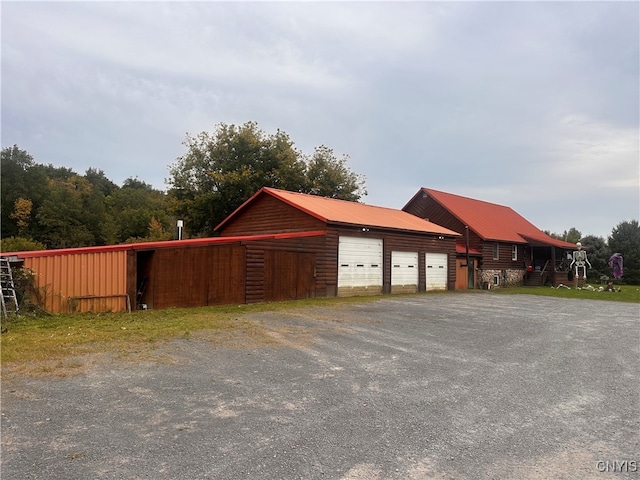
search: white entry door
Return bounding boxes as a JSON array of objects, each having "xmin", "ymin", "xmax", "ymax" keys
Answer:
[
  {"xmin": 391, "ymin": 251, "xmax": 418, "ymax": 293},
  {"xmin": 338, "ymin": 236, "xmax": 383, "ymax": 296},
  {"xmin": 425, "ymin": 253, "xmax": 448, "ymax": 291}
]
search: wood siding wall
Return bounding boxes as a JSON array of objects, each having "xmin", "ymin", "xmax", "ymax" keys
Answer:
[
  {"xmin": 404, "ymin": 196, "xmax": 484, "ymax": 253},
  {"xmin": 220, "ymin": 194, "xmax": 326, "ymax": 235},
  {"xmin": 143, "ymin": 244, "xmax": 246, "ymax": 310},
  {"xmin": 243, "ymin": 235, "xmax": 326, "ymax": 303},
  {"xmin": 480, "ymin": 242, "xmax": 527, "ymax": 271}
]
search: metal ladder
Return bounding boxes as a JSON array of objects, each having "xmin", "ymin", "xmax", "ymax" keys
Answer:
[{"xmin": 1, "ymin": 257, "xmax": 19, "ymax": 316}]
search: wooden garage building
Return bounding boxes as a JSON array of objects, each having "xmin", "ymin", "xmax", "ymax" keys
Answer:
[{"xmin": 216, "ymin": 187, "xmax": 459, "ymax": 297}]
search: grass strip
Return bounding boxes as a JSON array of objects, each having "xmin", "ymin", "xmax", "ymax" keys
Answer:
[
  {"xmin": 0, "ymin": 296, "xmax": 379, "ymax": 373},
  {"xmin": 490, "ymin": 284, "xmax": 640, "ymax": 303}
]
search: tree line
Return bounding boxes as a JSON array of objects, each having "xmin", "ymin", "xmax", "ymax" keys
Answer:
[
  {"xmin": 1, "ymin": 121, "xmax": 638, "ymax": 283},
  {"xmin": 1, "ymin": 121, "xmax": 366, "ymax": 250},
  {"xmin": 545, "ymin": 225, "xmax": 640, "ymax": 285}
]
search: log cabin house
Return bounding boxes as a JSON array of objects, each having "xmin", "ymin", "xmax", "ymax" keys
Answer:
[{"xmin": 402, "ymin": 188, "xmax": 578, "ymax": 288}]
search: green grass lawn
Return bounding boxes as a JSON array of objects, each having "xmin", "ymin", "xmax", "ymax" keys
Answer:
[{"xmin": 491, "ymin": 284, "xmax": 640, "ymax": 303}]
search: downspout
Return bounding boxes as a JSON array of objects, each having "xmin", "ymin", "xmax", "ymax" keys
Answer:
[{"xmin": 465, "ymin": 226, "xmax": 470, "ymax": 288}]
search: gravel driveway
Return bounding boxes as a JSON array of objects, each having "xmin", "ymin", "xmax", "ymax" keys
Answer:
[{"xmin": 2, "ymin": 293, "xmax": 638, "ymax": 479}]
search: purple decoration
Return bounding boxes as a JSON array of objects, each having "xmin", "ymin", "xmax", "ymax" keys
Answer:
[{"xmin": 608, "ymin": 253, "xmax": 624, "ymax": 279}]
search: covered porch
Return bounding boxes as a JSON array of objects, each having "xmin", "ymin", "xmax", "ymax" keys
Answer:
[{"xmin": 523, "ymin": 237, "xmax": 573, "ymax": 287}]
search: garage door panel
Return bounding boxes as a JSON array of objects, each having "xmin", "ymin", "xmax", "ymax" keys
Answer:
[
  {"xmin": 338, "ymin": 237, "xmax": 382, "ymax": 296},
  {"xmin": 391, "ymin": 251, "xmax": 418, "ymax": 294},
  {"xmin": 425, "ymin": 253, "xmax": 448, "ymax": 291}
]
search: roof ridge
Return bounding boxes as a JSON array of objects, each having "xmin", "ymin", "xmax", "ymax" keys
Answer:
[
  {"xmin": 424, "ymin": 187, "xmax": 513, "ymax": 209},
  {"xmin": 266, "ymin": 187, "xmax": 402, "ymax": 212},
  {"xmin": 253, "ymin": 187, "xmax": 460, "ymax": 236}
]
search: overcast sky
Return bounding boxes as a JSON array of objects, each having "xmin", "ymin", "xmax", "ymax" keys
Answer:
[{"xmin": 2, "ymin": 1, "xmax": 638, "ymax": 239}]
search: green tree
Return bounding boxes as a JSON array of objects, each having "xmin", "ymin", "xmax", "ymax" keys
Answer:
[
  {"xmin": 168, "ymin": 122, "xmax": 307, "ymax": 236},
  {"xmin": 0, "ymin": 236, "xmax": 46, "ymax": 253},
  {"xmin": 608, "ymin": 220, "xmax": 640, "ymax": 284},
  {"xmin": 565, "ymin": 228, "xmax": 582, "ymax": 244},
  {"xmin": 545, "ymin": 227, "xmax": 582, "ymax": 243},
  {"xmin": 305, "ymin": 146, "xmax": 366, "ymax": 201},
  {"xmin": 1, "ymin": 146, "xmax": 48, "ymax": 239},
  {"xmin": 105, "ymin": 178, "xmax": 171, "ymax": 244},
  {"xmin": 42, "ymin": 163, "xmax": 76, "ymax": 182},
  {"xmin": 1, "ymin": 145, "xmax": 175, "ymax": 248},
  {"xmin": 167, "ymin": 121, "xmax": 367, "ymax": 237},
  {"xmin": 123, "ymin": 217, "xmax": 173, "ymax": 244},
  {"xmin": 85, "ymin": 167, "xmax": 118, "ymax": 197},
  {"xmin": 35, "ymin": 176, "xmax": 99, "ymax": 248}
]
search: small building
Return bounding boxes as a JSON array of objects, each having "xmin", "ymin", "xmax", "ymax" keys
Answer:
[
  {"xmin": 2, "ymin": 232, "xmax": 325, "ymax": 313},
  {"xmin": 403, "ymin": 188, "xmax": 577, "ymax": 288}
]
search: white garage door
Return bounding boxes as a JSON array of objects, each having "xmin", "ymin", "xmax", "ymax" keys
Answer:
[
  {"xmin": 391, "ymin": 251, "xmax": 418, "ymax": 294},
  {"xmin": 425, "ymin": 253, "xmax": 448, "ymax": 291},
  {"xmin": 338, "ymin": 236, "xmax": 383, "ymax": 296}
]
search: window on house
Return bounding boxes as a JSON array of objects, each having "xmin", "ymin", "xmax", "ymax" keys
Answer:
[
  {"xmin": 512, "ymin": 245, "xmax": 518, "ymax": 261},
  {"xmin": 493, "ymin": 274, "xmax": 500, "ymax": 285},
  {"xmin": 493, "ymin": 243, "xmax": 499, "ymax": 260}
]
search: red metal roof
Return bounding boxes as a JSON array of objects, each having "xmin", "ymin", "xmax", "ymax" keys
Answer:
[
  {"xmin": 217, "ymin": 187, "xmax": 459, "ymax": 236},
  {"xmin": 455, "ymin": 244, "xmax": 482, "ymax": 256},
  {"xmin": 413, "ymin": 188, "xmax": 576, "ymax": 248},
  {"xmin": 0, "ymin": 231, "xmax": 326, "ymax": 259}
]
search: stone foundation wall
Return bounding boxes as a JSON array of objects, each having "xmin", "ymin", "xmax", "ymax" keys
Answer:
[{"xmin": 479, "ymin": 269, "xmax": 525, "ymax": 288}]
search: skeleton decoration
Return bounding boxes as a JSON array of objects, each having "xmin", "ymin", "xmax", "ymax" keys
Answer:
[
  {"xmin": 570, "ymin": 242, "xmax": 591, "ymax": 280},
  {"xmin": 608, "ymin": 253, "xmax": 624, "ymax": 279}
]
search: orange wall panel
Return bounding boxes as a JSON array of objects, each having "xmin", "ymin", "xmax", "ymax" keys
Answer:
[{"xmin": 23, "ymin": 251, "xmax": 128, "ymax": 313}]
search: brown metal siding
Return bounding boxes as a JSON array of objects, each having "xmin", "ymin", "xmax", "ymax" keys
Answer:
[
  {"xmin": 221, "ymin": 194, "xmax": 326, "ymax": 235},
  {"xmin": 23, "ymin": 251, "xmax": 128, "ymax": 313}
]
